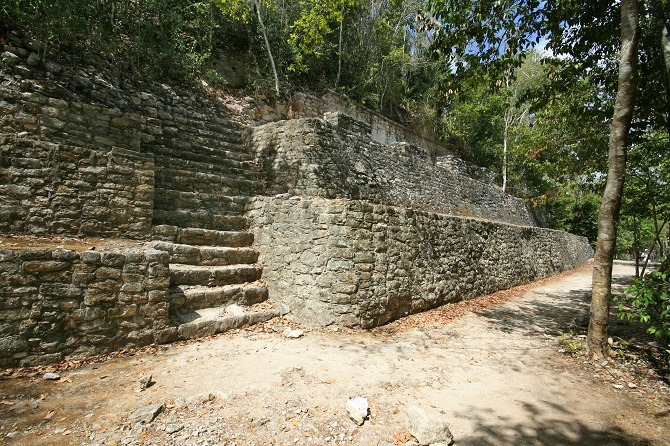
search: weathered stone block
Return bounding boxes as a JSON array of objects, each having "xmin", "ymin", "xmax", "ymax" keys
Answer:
[
  {"xmin": 72, "ymin": 306, "xmax": 106, "ymax": 322},
  {"xmin": 108, "ymin": 304, "xmax": 137, "ymax": 318},
  {"xmin": 22, "ymin": 260, "xmax": 71, "ymax": 274},
  {"xmin": 83, "ymin": 288, "xmax": 117, "ymax": 305},
  {"xmin": 95, "ymin": 267, "xmax": 122, "ymax": 280}
]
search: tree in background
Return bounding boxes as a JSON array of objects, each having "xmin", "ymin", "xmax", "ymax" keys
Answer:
[{"xmin": 617, "ymin": 136, "xmax": 670, "ymax": 273}]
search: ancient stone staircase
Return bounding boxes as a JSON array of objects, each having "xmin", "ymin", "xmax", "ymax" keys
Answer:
[{"xmin": 146, "ymin": 114, "xmax": 277, "ymax": 339}]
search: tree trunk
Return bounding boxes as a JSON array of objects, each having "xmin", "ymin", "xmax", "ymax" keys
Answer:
[
  {"xmin": 502, "ymin": 122, "xmax": 509, "ymax": 193},
  {"xmin": 633, "ymin": 216, "xmax": 640, "ymax": 277},
  {"xmin": 335, "ymin": 8, "xmax": 344, "ymax": 89},
  {"xmin": 587, "ymin": 0, "xmax": 640, "ymax": 359},
  {"xmin": 253, "ymin": 0, "xmax": 280, "ymax": 96},
  {"xmin": 651, "ymin": 0, "xmax": 670, "ymax": 139}
]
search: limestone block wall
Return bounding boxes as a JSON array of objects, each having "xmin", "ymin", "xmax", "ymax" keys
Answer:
[
  {"xmin": 248, "ymin": 196, "xmax": 592, "ymax": 328},
  {"xmin": 252, "ymin": 114, "xmax": 537, "ymax": 227},
  {"xmin": 0, "ymin": 135, "xmax": 154, "ymax": 237},
  {"xmin": 1, "ymin": 65, "xmax": 247, "ymax": 239},
  {"xmin": 0, "ymin": 247, "xmax": 171, "ymax": 368}
]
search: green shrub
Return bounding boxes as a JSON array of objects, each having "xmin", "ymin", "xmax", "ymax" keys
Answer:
[{"xmin": 615, "ymin": 267, "xmax": 670, "ymax": 345}]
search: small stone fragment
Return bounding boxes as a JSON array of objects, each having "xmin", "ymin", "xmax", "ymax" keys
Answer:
[
  {"xmin": 612, "ymin": 384, "xmax": 624, "ymax": 390},
  {"xmin": 138, "ymin": 374, "xmax": 153, "ymax": 391},
  {"xmin": 627, "ymin": 383, "xmax": 638, "ymax": 389},
  {"xmin": 2, "ymin": 51, "xmax": 19, "ymax": 61},
  {"xmin": 165, "ymin": 423, "xmax": 184, "ymax": 434},
  {"xmin": 406, "ymin": 405, "xmax": 453, "ymax": 445},
  {"xmin": 44, "ymin": 60, "xmax": 62, "ymax": 73},
  {"xmin": 346, "ymin": 397, "xmax": 369, "ymax": 426},
  {"xmin": 283, "ymin": 329, "xmax": 304, "ymax": 339},
  {"xmin": 26, "ymin": 52, "xmax": 40, "ymax": 66},
  {"xmin": 128, "ymin": 403, "xmax": 164, "ymax": 425},
  {"xmin": 43, "ymin": 372, "xmax": 61, "ymax": 381}
]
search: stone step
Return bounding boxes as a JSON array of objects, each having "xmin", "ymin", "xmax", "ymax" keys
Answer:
[
  {"xmin": 167, "ymin": 115, "xmax": 245, "ymax": 142},
  {"xmin": 169, "ymin": 283, "xmax": 268, "ymax": 311},
  {"xmin": 176, "ymin": 304, "xmax": 279, "ymax": 341},
  {"xmin": 154, "ymin": 190, "xmax": 250, "ymax": 215},
  {"xmin": 153, "ymin": 210, "xmax": 249, "ymax": 231},
  {"xmin": 153, "ymin": 154, "xmax": 259, "ymax": 181},
  {"xmin": 154, "ymin": 172, "xmax": 259, "ymax": 196},
  {"xmin": 170, "ymin": 264, "xmax": 262, "ymax": 286},
  {"xmin": 159, "ymin": 120, "xmax": 244, "ymax": 146},
  {"xmin": 150, "ymin": 139, "xmax": 252, "ymax": 165},
  {"xmin": 154, "ymin": 167, "xmax": 260, "ymax": 196},
  {"xmin": 149, "ymin": 241, "xmax": 259, "ymax": 266},
  {"xmin": 181, "ymin": 133, "xmax": 249, "ymax": 155},
  {"xmin": 153, "ymin": 225, "xmax": 255, "ymax": 247},
  {"xmin": 151, "ymin": 149, "xmax": 249, "ymax": 173}
]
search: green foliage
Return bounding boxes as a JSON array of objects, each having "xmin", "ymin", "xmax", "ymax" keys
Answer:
[
  {"xmin": 617, "ymin": 134, "xmax": 670, "ymax": 261},
  {"xmin": 543, "ymin": 191, "xmax": 601, "ymax": 244},
  {"xmin": 616, "ymin": 269, "xmax": 670, "ymax": 345},
  {"xmin": 2, "ymin": 0, "xmax": 237, "ymax": 82},
  {"xmin": 558, "ymin": 331, "xmax": 586, "ymax": 354},
  {"xmin": 287, "ymin": 0, "xmax": 353, "ymax": 74},
  {"xmin": 428, "ymin": 0, "xmax": 544, "ymax": 91}
]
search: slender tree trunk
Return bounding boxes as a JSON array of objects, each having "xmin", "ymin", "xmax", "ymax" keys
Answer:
[
  {"xmin": 335, "ymin": 8, "xmax": 344, "ymax": 89},
  {"xmin": 502, "ymin": 121, "xmax": 509, "ymax": 193},
  {"xmin": 651, "ymin": 0, "xmax": 670, "ymax": 139},
  {"xmin": 587, "ymin": 0, "xmax": 640, "ymax": 359},
  {"xmin": 253, "ymin": 0, "xmax": 280, "ymax": 96},
  {"xmin": 633, "ymin": 216, "xmax": 640, "ymax": 277}
]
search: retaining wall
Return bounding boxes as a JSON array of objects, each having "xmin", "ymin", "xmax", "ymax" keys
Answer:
[
  {"xmin": 252, "ymin": 113, "xmax": 537, "ymax": 227},
  {"xmin": 283, "ymin": 90, "xmax": 452, "ymax": 156},
  {"xmin": 249, "ymin": 196, "xmax": 592, "ymax": 328},
  {"xmin": 0, "ymin": 64, "xmax": 245, "ymax": 239},
  {"xmin": 0, "ymin": 135, "xmax": 154, "ymax": 237},
  {"xmin": 0, "ymin": 247, "xmax": 172, "ymax": 368}
]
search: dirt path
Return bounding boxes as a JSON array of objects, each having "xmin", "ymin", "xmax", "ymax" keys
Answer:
[{"xmin": 1, "ymin": 263, "xmax": 669, "ymax": 445}]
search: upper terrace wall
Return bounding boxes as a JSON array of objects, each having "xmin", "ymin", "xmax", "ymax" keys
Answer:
[
  {"xmin": 284, "ymin": 90, "xmax": 452, "ymax": 156},
  {"xmin": 0, "ymin": 64, "xmax": 244, "ymax": 239},
  {"xmin": 252, "ymin": 113, "xmax": 537, "ymax": 227}
]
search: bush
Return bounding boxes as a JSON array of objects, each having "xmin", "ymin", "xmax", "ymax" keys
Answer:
[{"xmin": 615, "ymin": 266, "xmax": 670, "ymax": 346}]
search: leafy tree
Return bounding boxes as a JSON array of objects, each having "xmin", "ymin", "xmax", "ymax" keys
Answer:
[
  {"xmin": 287, "ymin": 0, "xmax": 355, "ymax": 82},
  {"xmin": 617, "ymin": 134, "xmax": 670, "ymax": 274},
  {"xmin": 616, "ymin": 269, "xmax": 670, "ymax": 346},
  {"xmin": 216, "ymin": 0, "xmax": 281, "ymax": 95}
]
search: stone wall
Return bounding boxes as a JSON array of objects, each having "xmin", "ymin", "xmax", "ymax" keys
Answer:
[
  {"xmin": 252, "ymin": 114, "xmax": 537, "ymax": 227},
  {"xmin": 249, "ymin": 196, "xmax": 592, "ymax": 328},
  {"xmin": 0, "ymin": 247, "xmax": 171, "ymax": 368},
  {"xmin": 1, "ymin": 61, "xmax": 246, "ymax": 239},
  {"xmin": 0, "ymin": 135, "xmax": 154, "ymax": 237}
]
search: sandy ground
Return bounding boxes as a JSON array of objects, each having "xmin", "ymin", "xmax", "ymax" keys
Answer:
[{"xmin": 1, "ymin": 263, "xmax": 669, "ymax": 446}]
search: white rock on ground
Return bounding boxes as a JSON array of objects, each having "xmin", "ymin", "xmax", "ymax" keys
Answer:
[
  {"xmin": 406, "ymin": 405, "xmax": 453, "ymax": 445},
  {"xmin": 138, "ymin": 374, "xmax": 153, "ymax": 391},
  {"xmin": 346, "ymin": 397, "xmax": 370, "ymax": 426},
  {"xmin": 283, "ymin": 329, "xmax": 304, "ymax": 339}
]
